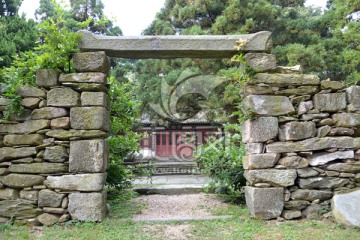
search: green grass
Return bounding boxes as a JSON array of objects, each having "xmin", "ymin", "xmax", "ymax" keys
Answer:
[{"xmin": 1, "ymin": 190, "xmax": 359, "ymax": 240}]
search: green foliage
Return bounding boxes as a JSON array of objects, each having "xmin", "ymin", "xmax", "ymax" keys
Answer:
[
  {"xmin": 196, "ymin": 124, "xmax": 246, "ymax": 203},
  {"xmin": 0, "ymin": 14, "xmax": 38, "ymax": 68},
  {"xmin": 0, "ymin": 2, "xmax": 81, "ymax": 119},
  {"xmin": 106, "ymin": 76, "xmax": 141, "ymax": 189}
]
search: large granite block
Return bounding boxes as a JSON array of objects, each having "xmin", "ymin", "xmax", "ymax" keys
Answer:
[
  {"xmin": 70, "ymin": 107, "xmax": 109, "ymax": 131},
  {"xmin": 242, "ymin": 117, "xmax": 278, "ymax": 143}
]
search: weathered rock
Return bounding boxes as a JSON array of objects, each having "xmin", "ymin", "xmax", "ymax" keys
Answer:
[
  {"xmin": 0, "ymin": 147, "xmax": 36, "ymax": 162},
  {"xmin": 12, "ymin": 157, "xmax": 34, "ymax": 163},
  {"xmin": 308, "ymin": 151, "xmax": 354, "ymax": 166},
  {"xmin": 44, "ymin": 173, "xmax": 106, "ymax": 191},
  {"xmin": 43, "ymin": 146, "xmax": 68, "ymax": 163},
  {"xmin": 0, "ymin": 168, "xmax": 8, "ymax": 175},
  {"xmin": 291, "ymin": 189, "xmax": 333, "ymax": 201},
  {"xmin": 16, "ymin": 86, "xmax": 46, "ymax": 98},
  {"xmin": 70, "ymin": 107, "xmax": 109, "ymax": 131},
  {"xmin": 61, "ymin": 82, "xmax": 108, "ymax": 92},
  {"xmin": 355, "ymin": 138, "xmax": 360, "ymax": 149},
  {"xmin": 243, "ymin": 95, "xmax": 294, "ymax": 116},
  {"xmin": 59, "ymin": 72, "xmax": 107, "ymax": 84},
  {"xmin": 356, "ymin": 174, "xmax": 360, "ymax": 182},
  {"xmin": 279, "ymin": 121, "xmax": 316, "ymax": 141},
  {"xmin": 81, "ymin": 92, "xmax": 110, "ymax": 109},
  {"xmin": 43, "ymin": 207, "xmax": 66, "ymax": 214},
  {"xmin": 73, "ymin": 51, "xmax": 110, "ymax": 73},
  {"xmin": 245, "ymin": 187, "xmax": 284, "ymax": 220},
  {"xmin": 0, "ymin": 97, "xmax": 11, "ymax": 107},
  {"xmin": 243, "ymin": 153, "xmax": 280, "ymax": 170},
  {"xmin": 13, "ymin": 218, "xmax": 41, "ymax": 227},
  {"xmin": 317, "ymin": 126, "xmax": 331, "ymax": 137},
  {"xmin": 245, "ymin": 143, "xmax": 263, "ymax": 154},
  {"xmin": 2, "ymin": 174, "xmax": 45, "ymax": 188},
  {"xmin": 319, "ymin": 118, "xmax": 334, "ymax": 126},
  {"xmin": 275, "ymin": 86, "xmax": 319, "ymax": 96},
  {"xmin": 332, "ymin": 113, "xmax": 360, "ymax": 127},
  {"xmin": 36, "ymin": 69, "xmax": 59, "ymax": 88},
  {"xmin": 249, "ymin": 73, "xmax": 320, "ymax": 87},
  {"xmin": 282, "ymin": 210, "xmax": 301, "ymax": 220},
  {"xmin": 298, "ymin": 101, "xmax": 313, "ymax": 115},
  {"xmin": 245, "ymin": 169, "xmax": 297, "ymax": 187},
  {"xmin": 0, "ymin": 188, "xmax": 19, "ymax": 200},
  {"xmin": 326, "ymin": 171, "xmax": 340, "ymax": 177},
  {"xmin": 0, "ymin": 120, "xmax": 50, "ymax": 134},
  {"xmin": 324, "ymin": 162, "xmax": 360, "ymax": 173},
  {"xmin": 302, "ymin": 203, "xmax": 323, "ymax": 219},
  {"xmin": 278, "ymin": 156, "xmax": 309, "ymax": 169},
  {"xmin": 301, "ymin": 113, "xmax": 329, "ymax": 121},
  {"xmin": 32, "ymin": 107, "xmax": 68, "ymax": 120},
  {"xmin": 313, "ymin": 93, "xmax": 346, "ymax": 112},
  {"xmin": 242, "ymin": 117, "xmax": 278, "ymax": 143},
  {"xmin": 284, "ymin": 200, "xmax": 310, "ymax": 210},
  {"xmin": 50, "ymin": 117, "xmax": 70, "ymax": 129},
  {"xmin": 68, "ymin": 191, "xmax": 107, "ymax": 221},
  {"xmin": 69, "ymin": 139, "xmax": 108, "ymax": 173},
  {"xmin": 328, "ymin": 127, "xmax": 355, "ymax": 136},
  {"xmin": 20, "ymin": 190, "xmax": 38, "ymax": 202},
  {"xmin": 271, "ymin": 65, "xmax": 303, "ymax": 74},
  {"xmin": 47, "ymin": 88, "xmax": 80, "ymax": 107},
  {"xmin": 332, "ymin": 189, "xmax": 360, "ymax": 227},
  {"xmin": 243, "ymin": 84, "xmax": 273, "ymax": 96},
  {"xmin": 37, "ymin": 213, "xmax": 60, "ymax": 226},
  {"xmin": 59, "ymin": 214, "xmax": 71, "ymax": 223},
  {"xmin": 46, "ymin": 129, "xmax": 108, "ymax": 140},
  {"xmin": 38, "ymin": 189, "xmax": 65, "ymax": 207},
  {"xmin": 3, "ymin": 134, "xmax": 45, "ymax": 146},
  {"xmin": 266, "ymin": 137, "xmax": 354, "ymax": 153},
  {"xmin": 21, "ymin": 98, "xmax": 41, "ymax": 109},
  {"xmin": 0, "ymin": 199, "xmax": 40, "ymax": 218},
  {"xmin": 79, "ymin": 30, "xmax": 272, "ymax": 58},
  {"xmin": 321, "ymin": 81, "xmax": 343, "ymax": 90},
  {"xmin": 244, "ymin": 53, "xmax": 276, "ymax": 71},
  {"xmin": 9, "ymin": 163, "xmax": 68, "ymax": 174},
  {"xmin": 346, "ymin": 86, "xmax": 360, "ymax": 111},
  {"xmin": 298, "ymin": 177, "xmax": 349, "ymax": 189}
]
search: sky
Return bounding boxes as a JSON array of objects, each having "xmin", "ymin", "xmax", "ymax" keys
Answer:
[{"xmin": 19, "ymin": 0, "xmax": 328, "ymax": 36}]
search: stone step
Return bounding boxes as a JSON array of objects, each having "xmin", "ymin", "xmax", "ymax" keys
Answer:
[
  {"xmin": 133, "ymin": 184, "xmax": 206, "ymax": 195},
  {"xmin": 130, "ymin": 215, "xmax": 233, "ymax": 222},
  {"xmin": 127, "ymin": 161, "xmax": 201, "ymax": 175}
]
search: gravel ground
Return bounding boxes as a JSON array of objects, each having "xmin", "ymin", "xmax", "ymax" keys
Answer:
[{"xmin": 132, "ymin": 193, "xmax": 228, "ymax": 220}]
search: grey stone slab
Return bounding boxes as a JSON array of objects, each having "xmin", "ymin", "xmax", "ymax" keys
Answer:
[
  {"xmin": 245, "ymin": 169, "xmax": 297, "ymax": 187},
  {"xmin": 245, "ymin": 187, "xmax": 284, "ymax": 220},
  {"xmin": 45, "ymin": 129, "xmax": 108, "ymax": 140},
  {"xmin": 314, "ymin": 93, "xmax": 346, "ymax": 112},
  {"xmin": 70, "ymin": 107, "xmax": 109, "ymax": 131},
  {"xmin": 47, "ymin": 88, "xmax": 80, "ymax": 107},
  {"xmin": 36, "ymin": 69, "xmax": 59, "ymax": 88},
  {"xmin": 248, "ymin": 73, "xmax": 320, "ymax": 87},
  {"xmin": 242, "ymin": 117, "xmax": 278, "ymax": 143},
  {"xmin": 59, "ymin": 73, "xmax": 107, "ymax": 84},
  {"xmin": 244, "ymin": 53, "xmax": 276, "ymax": 71},
  {"xmin": 332, "ymin": 113, "xmax": 360, "ymax": 127},
  {"xmin": 308, "ymin": 151, "xmax": 354, "ymax": 166},
  {"xmin": 298, "ymin": 177, "xmax": 349, "ymax": 189},
  {"xmin": 332, "ymin": 189, "xmax": 360, "ymax": 227},
  {"xmin": 133, "ymin": 184, "xmax": 206, "ymax": 195},
  {"xmin": 324, "ymin": 162, "xmax": 360, "ymax": 173},
  {"xmin": 16, "ymin": 86, "xmax": 46, "ymax": 98},
  {"xmin": 266, "ymin": 137, "xmax": 354, "ymax": 153},
  {"xmin": 243, "ymin": 95, "xmax": 294, "ymax": 116},
  {"xmin": 346, "ymin": 86, "xmax": 360, "ymax": 111},
  {"xmin": 1, "ymin": 174, "xmax": 45, "ymax": 188},
  {"xmin": 243, "ymin": 153, "xmax": 280, "ymax": 170},
  {"xmin": 0, "ymin": 199, "xmax": 41, "ymax": 218},
  {"xmin": 3, "ymin": 134, "xmax": 45, "ymax": 146},
  {"xmin": 279, "ymin": 121, "xmax": 316, "ymax": 141},
  {"xmin": 245, "ymin": 143, "xmax": 264, "ymax": 154},
  {"xmin": 44, "ymin": 173, "xmax": 106, "ymax": 191},
  {"xmin": 69, "ymin": 139, "xmax": 108, "ymax": 173},
  {"xmin": 68, "ymin": 191, "xmax": 107, "ymax": 221},
  {"xmin": 79, "ymin": 30, "xmax": 272, "ymax": 58},
  {"xmin": 0, "ymin": 188, "xmax": 20, "ymax": 200},
  {"xmin": 131, "ymin": 215, "xmax": 233, "ymax": 222},
  {"xmin": 9, "ymin": 163, "xmax": 68, "ymax": 174},
  {"xmin": 0, "ymin": 147, "xmax": 37, "ymax": 162},
  {"xmin": 291, "ymin": 189, "xmax": 333, "ymax": 201},
  {"xmin": 0, "ymin": 120, "xmax": 50, "ymax": 134},
  {"xmin": 38, "ymin": 189, "xmax": 65, "ymax": 208},
  {"xmin": 81, "ymin": 92, "xmax": 110, "ymax": 109},
  {"xmin": 32, "ymin": 107, "xmax": 68, "ymax": 120},
  {"xmin": 73, "ymin": 51, "xmax": 110, "ymax": 73}
]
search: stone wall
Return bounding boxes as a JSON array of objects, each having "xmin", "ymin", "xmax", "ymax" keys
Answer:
[
  {"xmin": 242, "ymin": 59, "xmax": 360, "ymax": 220},
  {"xmin": 0, "ymin": 51, "xmax": 110, "ymax": 226}
]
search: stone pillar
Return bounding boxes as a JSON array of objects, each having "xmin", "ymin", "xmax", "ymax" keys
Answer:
[
  {"xmin": 0, "ymin": 51, "xmax": 110, "ymax": 226},
  {"xmin": 241, "ymin": 55, "xmax": 360, "ymax": 221}
]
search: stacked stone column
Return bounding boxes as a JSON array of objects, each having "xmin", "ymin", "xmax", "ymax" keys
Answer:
[
  {"xmin": 0, "ymin": 51, "xmax": 110, "ymax": 225},
  {"xmin": 242, "ymin": 57, "xmax": 360, "ymax": 220}
]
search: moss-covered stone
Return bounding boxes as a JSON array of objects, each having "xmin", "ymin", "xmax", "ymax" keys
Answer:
[
  {"xmin": 0, "ymin": 147, "xmax": 37, "ymax": 162},
  {"xmin": 243, "ymin": 95, "xmax": 294, "ymax": 116},
  {"xmin": 47, "ymin": 88, "xmax": 80, "ymax": 107},
  {"xmin": 249, "ymin": 73, "xmax": 320, "ymax": 87},
  {"xmin": 59, "ymin": 72, "xmax": 107, "ymax": 84},
  {"xmin": 36, "ymin": 69, "xmax": 59, "ymax": 88},
  {"xmin": 4, "ymin": 134, "xmax": 45, "ymax": 146},
  {"xmin": 70, "ymin": 107, "xmax": 109, "ymax": 131},
  {"xmin": 9, "ymin": 163, "xmax": 68, "ymax": 174},
  {"xmin": 73, "ymin": 51, "xmax": 110, "ymax": 73},
  {"xmin": 32, "ymin": 107, "xmax": 68, "ymax": 120},
  {"xmin": 2, "ymin": 174, "xmax": 45, "ymax": 188},
  {"xmin": 0, "ymin": 199, "xmax": 41, "ymax": 218},
  {"xmin": 0, "ymin": 120, "xmax": 50, "ymax": 135},
  {"xmin": 314, "ymin": 93, "xmax": 346, "ymax": 112},
  {"xmin": 45, "ymin": 129, "xmax": 108, "ymax": 140}
]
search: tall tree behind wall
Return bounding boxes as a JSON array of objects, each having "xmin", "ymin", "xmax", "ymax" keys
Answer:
[{"xmin": 0, "ymin": 0, "xmax": 37, "ymax": 68}]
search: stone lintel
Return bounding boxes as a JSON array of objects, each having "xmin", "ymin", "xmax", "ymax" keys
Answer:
[{"xmin": 79, "ymin": 30, "xmax": 272, "ymax": 59}]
